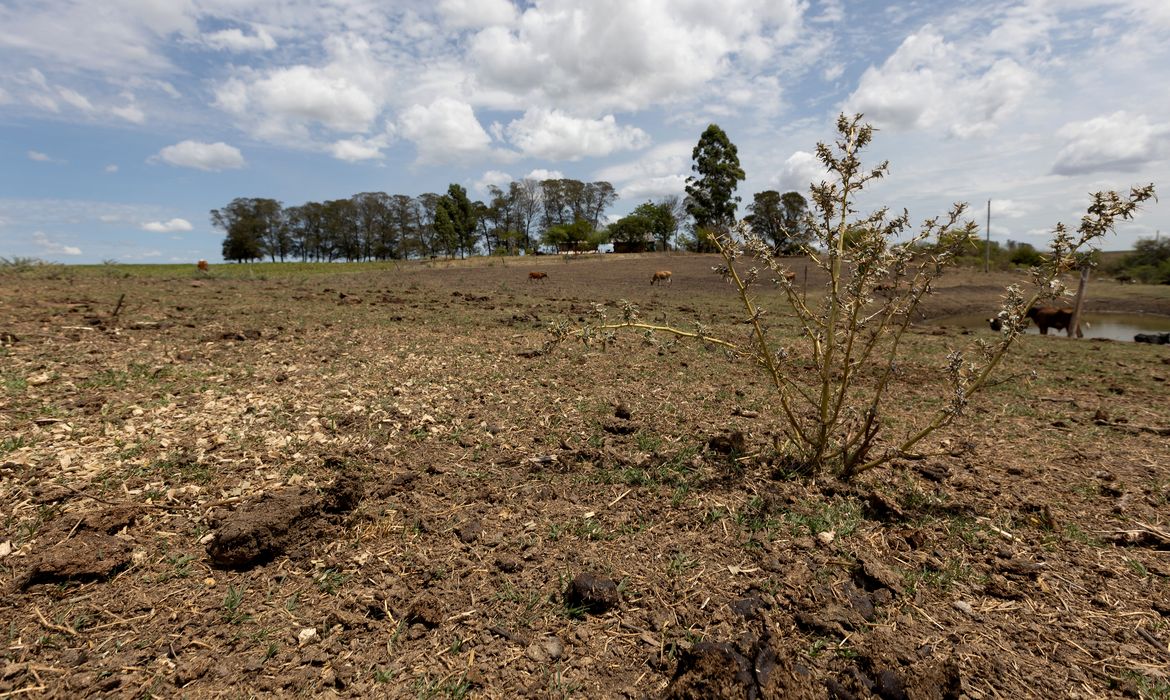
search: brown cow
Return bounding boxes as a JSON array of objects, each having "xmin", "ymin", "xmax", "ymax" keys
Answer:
[
  {"xmin": 528, "ymin": 271, "xmax": 548, "ymax": 282},
  {"xmin": 651, "ymin": 270, "xmax": 672, "ymax": 285},
  {"xmin": 197, "ymin": 259, "xmax": 209, "ymax": 271},
  {"xmin": 1026, "ymin": 305, "xmax": 1082, "ymax": 337}
]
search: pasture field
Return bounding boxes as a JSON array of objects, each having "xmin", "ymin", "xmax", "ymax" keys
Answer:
[{"xmin": 1, "ymin": 253, "xmax": 1169, "ymax": 698}]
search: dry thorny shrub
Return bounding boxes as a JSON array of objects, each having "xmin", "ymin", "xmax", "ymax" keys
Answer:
[{"xmin": 548, "ymin": 113, "xmax": 1155, "ymax": 480}]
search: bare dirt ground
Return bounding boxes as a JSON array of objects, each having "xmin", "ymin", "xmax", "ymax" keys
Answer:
[{"xmin": 1, "ymin": 254, "xmax": 1169, "ymax": 699}]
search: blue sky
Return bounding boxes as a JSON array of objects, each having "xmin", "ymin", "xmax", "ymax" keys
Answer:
[{"xmin": 1, "ymin": 0, "xmax": 1167, "ymax": 263}]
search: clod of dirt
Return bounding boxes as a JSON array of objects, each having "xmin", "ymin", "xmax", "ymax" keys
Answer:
[
  {"xmin": 0, "ymin": 331, "xmax": 18, "ymax": 344},
  {"xmin": 729, "ymin": 595, "xmax": 770, "ymax": 620},
  {"xmin": 19, "ymin": 531, "xmax": 133, "ymax": 590},
  {"xmin": 855, "ymin": 553, "xmax": 902, "ymax": 596},
  {"xmin": 65, "ymin": 505, "xmax": 140, "ymax": 535},
  {"xmin": 206, "ymin": 487, "xmax": 318, "ymax": 569},
  {"xmin": 382, "ymin": 471, "xmax": 418, "ymax": 495},
  {"xmin": 405, "ymin": 594, "xmax": 444, "ymax": 629},
  {"xmin": 663, "ymin": 641, "xmax": 820, "ymax": 699},
  {"xmin": 565, "ymin": 573, "xmax": 620, "ymax": 614},
  {"xmin": 17, "ymin": 506, "xmax": 141, "ymax": 589},
  {"xmin": 173, "ymin": 657, "xmax": 211, "ymax": 687},
  {"xmin": 866, "ymin": 491, "xmax": 907, "ymax": 522},
  {"xmin": 495, "ymin": 556, "xmax": 522, "ymax": 573},
  {"xmin": 455, "ymin": 519, "xmax": 483, "ymax": 544},
  {"xmin": 707, "ymin": 430, "xmax": 746, "ymax": 454},
  {"xmin": 662, "ymin": 642, "xmax": 753, "ymax": 700},
  {"xmin": 846, "ymin": 584, "xmax": 877, "ymax": 622},
  {"xmin": 321, "ymin": 470, "xmax": 364, "ymax": 514},
  {"xmin": 615, "ymin": 402, "xmax": 632, "ymax": 420}
]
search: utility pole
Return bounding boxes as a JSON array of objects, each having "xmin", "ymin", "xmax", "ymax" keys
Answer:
[{"xmin": 984, "ymin": 200, "xmax": 991, "ymax": 273}]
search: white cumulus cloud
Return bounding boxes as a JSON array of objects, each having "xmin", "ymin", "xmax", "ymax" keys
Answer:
[
  {"xmin": 845, "ymin": 27, "xmax": 1034, "ymax": 138},
  {"xmin": 504, "ymin": 109, "xmax": 650, "ymax": 160},
  {"xmin": 330, "ymin": 136, "xmax": 386, "ymax": 162},
  {"xmin": 27, "ymin": 150, "xmax": 52, "ymax": 162},
  {"xmin": 468, "ymin": 0, "xmax": 805, "ymax": 111},
  {"xmin": 213, "ymin": 35, "xmax": 389, "ymax": 142},
  {"xmin": 775, "ymin": 151, "xmax": 828, "ymax": 193},
  {"xmin": 1052, "ymin": 111, "xmax": 1169, "ymax": 176},
  {"xmin": 141, "ymin": 218, "xmax": 193, "ymax": 233},
  {"xmin": 398, "ymin": 97, "xmax": 492, "ymax": 163},
  {"xmin": 153, "ymin": 140, "xmax": 246, "ymax": 171}
]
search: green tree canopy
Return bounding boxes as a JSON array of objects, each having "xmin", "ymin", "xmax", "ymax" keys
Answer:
[
  {"xmin": 435, "ymin": 184, "xmax": 479, "ymax": 258},
  {"xmin": 609, "ymin": 201, "xmax": 678, "ymax": 249},
  {"xmin": 544, "ymin": 219, "xmax": 601, "ymax": 252},
  {"xmin": 685, "ymin": 124, "xmax": 745, "ymax": 252},
  {"xmin": 211, "ymin": 197, "xmax": 282, "ymax": 263},
  {"xmin": 745, "ymin": 190, "xmax": 812, "ymax": 254}
]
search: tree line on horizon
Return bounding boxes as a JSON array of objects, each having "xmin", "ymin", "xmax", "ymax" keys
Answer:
[{"xmin": 211, "ymin": 125, "xmax": 815, "ymax": 263}]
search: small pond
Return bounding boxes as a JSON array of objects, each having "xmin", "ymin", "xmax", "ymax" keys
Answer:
[{"xmin": 934, "ymin": 312, "xmax": 1170, "ymax": 342}]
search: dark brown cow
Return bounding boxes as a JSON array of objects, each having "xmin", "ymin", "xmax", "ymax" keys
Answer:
[
  {"xmin": 528, "ymin": 271, "xmax": 548, "ymax": 282},
  {"xmin": 988, "ymin": 306, "xmax": 1083, "ymax": 337},
  {"xmin": 197, "ymin": 259, "xmax": 209, "ymax": 271},
  {"xmin": 1026, "ymin": 306, "xmax": 1082, "ymax": 337}
]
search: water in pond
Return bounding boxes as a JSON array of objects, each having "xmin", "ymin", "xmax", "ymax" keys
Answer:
[{"xmin": 935, "ymin": 312, "xmax": 1170, "ymax": 342}]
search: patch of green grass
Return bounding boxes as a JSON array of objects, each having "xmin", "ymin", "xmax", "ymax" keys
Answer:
[
  {"xmin": 1126, "ymin": 558, "xmax": 1149, "ymax": 578},
  {"xmin": 572, "ymin": 519, "xmax": 609, "ymax": 541},
  {"xmin": 222, "ymin": 585, "xmax": 250, "ymax": 624},
  {"xmin": 1060, "ymin": 523, "xmax": 1102, "ymax": 547},
  {"xmin": 412, "ymin": 673, "xmax": 471, "ymax": 700},
  {"xmin": 904, "ymin": 557, "xmax": 971, "ymax": 593},
  {"xmin": 15, "ymin": 504, "xmax": 61, "ymax": 544},
  {"xmin": 635, "ymin": 432, "xmax": 663, "ymax": 453},
  {"xmin": 703, "ymin": 506, "xmax": 728, "ymax": 526},
  {"xmin": 1116, "ymin": 670, "xmax": 1170, "ymax": 700},
  {"xmin": 785, "ymin": 496, "xmax": 861, "ymax": 538},
  {"xmin": 593, "ymin": 446, "xmax": 700, "ymax": 490},
  {"xmin": 495, "ymin": 583, "xmax": 544, "ymax": 628},
  {"xmin": 0, "ymin": 435, "xmax": 29, "ymax": 456},
  {"xmin": 667, "ymin": 552, "xmax": 698, "ymax": 577},
  {"xmin": 560, "ymin": 600, "xmax": 588, "ymax": 620},
  {"xmin": 734, "ymin": 495, "xmax": 781, "ymax": 535},
  {"xmin": 1, "ymin": 373, "xmax": 27, "ymax": 394},
  {"xmin": 155, "ymin": 552, "xmax": 195, "ymax": 582},
  {"xmin": 316, "ymin": 568, "xmax": 350, "ymax": 595}
]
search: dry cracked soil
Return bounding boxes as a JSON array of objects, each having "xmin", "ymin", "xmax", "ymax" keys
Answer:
[{"xmin": 1, "ymin": 254, "xmax": 1169, "ymax": 698}]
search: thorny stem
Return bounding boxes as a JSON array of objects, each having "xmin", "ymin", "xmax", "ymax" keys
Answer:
[
  {"xmin": 593, "ymin": 322, "xmax": 739, "ymax": 351},
  {"xmin": 709, "ymin": 233, "xmax": 814, "ymax": 451}
]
